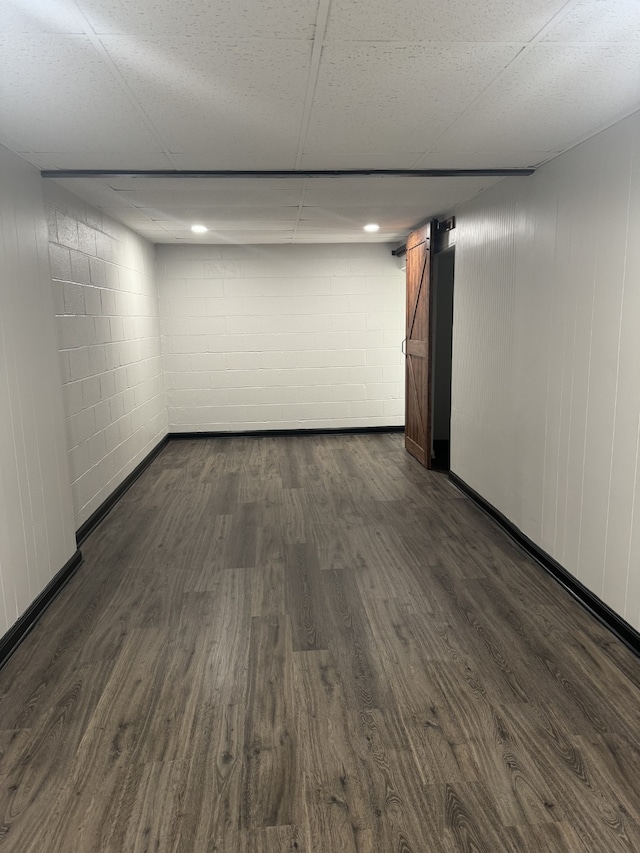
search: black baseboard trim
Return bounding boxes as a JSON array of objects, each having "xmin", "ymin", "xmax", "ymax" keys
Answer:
[
  {"xmin": 76, "ymin": 434, "xmax": 170, "ymax": 546},
  {"xmin": 0, "ymin": 549, "xmax": 83, "ymax": 671},
  {"xmin": 449, "ymin": 471, "xmax": 640, "ymax": 658},
  {"xmin": 169, "ymin": 426, "xmax": 405, "ymax": 440}
]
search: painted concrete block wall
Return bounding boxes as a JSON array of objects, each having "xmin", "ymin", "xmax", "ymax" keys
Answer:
[
  {"xmin": 451, "ymin": 110, "xmax": 640, "ymax": 630},
  {"xmin": 156, "ymin": 244, "xmax": 405, "ymax": 431},
  {"xmin": 44, "ymin": 183, "xmax": 167, "ymax": 529},
  {"xmin": 0, "ymin": 146, "xmax": 76, "ymax": 636}
]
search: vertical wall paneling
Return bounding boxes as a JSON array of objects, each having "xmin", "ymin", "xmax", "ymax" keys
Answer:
[
  {"xmin": 0, "ymin": 146, "xmax": 76, "ymax": 634},
  {"xmin": 44, "ymin": 183, "xmax": 168, "ymax": 529},
  {"xmin": 606, "ymin": 126, "xmax": 640, "ymax": 622},
  {"xmin": 451, "ymin": 110, "xmax": 640, "ymax": 631},
  {"xmin": 157, "ymin": 243, "xmax": 405, "ymax": 432}
]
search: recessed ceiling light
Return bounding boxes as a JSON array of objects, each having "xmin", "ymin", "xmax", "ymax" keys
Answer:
[
  {"xmin": 364, "ymin": 223, "xmax": 380, "ymax": 232},
  {"xmin": 191, "ymin": 224, "xmax": 208, "ymax": 234}
]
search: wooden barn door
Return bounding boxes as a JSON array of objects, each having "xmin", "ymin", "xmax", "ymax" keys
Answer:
[{"xmin": 404, "ymin": 223, "xmax": 433, "ymax": 467}]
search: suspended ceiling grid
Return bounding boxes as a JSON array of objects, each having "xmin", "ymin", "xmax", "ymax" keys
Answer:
[{"xmin": 2, "ymin": 0, "xmax": 639, "ymax": 243}]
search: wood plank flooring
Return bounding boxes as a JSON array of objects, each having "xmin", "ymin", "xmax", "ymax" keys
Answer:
[{"xmin": 2, "ymin": 433, "xmax": 640, "ymax": 851}]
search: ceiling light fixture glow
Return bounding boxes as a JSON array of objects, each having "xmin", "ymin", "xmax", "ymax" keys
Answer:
[
  {"xmin": 364, "ymin": 223, "xmax": 380, "ymax": 232},
  {"xmin": 191, "ymin": 224, "xmax": 208, "ymax": 234}
]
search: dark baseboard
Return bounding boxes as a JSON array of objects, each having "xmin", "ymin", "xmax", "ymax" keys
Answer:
[
  {"xmin": 0, "ymin": 549, "xmax": 83, "ymax": 671},
  {"xmin": 76, "ymin": 434, "xmax": 170, "ymax": 546},
  {"xmin": 449, "ymin": 471, "xmax": 640, "ymax": 659},
  {"xmin": 169, "ymin": 426, "xmax": 405, "ymax": 440}
]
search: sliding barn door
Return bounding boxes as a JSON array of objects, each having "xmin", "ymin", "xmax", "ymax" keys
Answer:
[{"xmin": 404, "ymin": 223, "xmax": 433, "ymax": 467}]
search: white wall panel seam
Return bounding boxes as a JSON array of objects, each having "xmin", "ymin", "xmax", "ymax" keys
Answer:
[
  {"xmin": 575, "ymin": 176, "xmax": 601, "ymax": 584},
  {"xmin": 603, "ymin": 151, "xmax": 635, "ymax": 599},
  {"xmin": 626, "ymin": 413, "xmax": 640, "ymax": 624}
]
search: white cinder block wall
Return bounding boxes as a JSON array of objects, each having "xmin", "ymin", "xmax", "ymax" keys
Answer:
[
  {"xmin": 156, "ymin": 244, "xmax": 405, "ymax": 431},
  {"xmin": 45, "ymin": 184, "xmax": 168, "ymax": 529},
  {"xmin": 451, "ymin": 110, "xmax": 640, "ymax": 630},
  {"xmin": 0, "ymin": 147, "xmax": 76, "ymax": 636}
]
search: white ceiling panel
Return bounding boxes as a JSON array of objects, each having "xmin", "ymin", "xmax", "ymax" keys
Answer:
[
  {"xmin": 139, "ymin": 211, "xmax": 301, "ymax": 226},
  {"xmin": 51, "ymin": 178, "xmax": 137, "ymax": 209},
  {"xmin": 432, "ymin": 43, "xmax": 640, "ymax": 153},
  {"xmin": 0, "ymin": 35, "xmax": 162, "ymax": 153},
  {"xmin": 297, "ymin": 153, "xmax": 426, "ymax": 169},
  {"xmin": 412, "ymin": 151, "xmax": 560, "ymax": 169},
  {"xmin": 153, "ymin": 220, "xmax": 297, "ymax": 231},
  {"xmin": 109, "ymin": 187, "xmax": 305, "ymax": 208},
  {"xmin": 298, "ymin": 206, "xmax": 428, "ymax": 222},
  {"xmin": 324, "ymin": 0, "xmax": 569, "ymax": 42},
  {"xmin": 75, "ymin": 0, "xmax": 319, "ymax": 38},
  {"xmin": 543, "ymin": 0, "xmax": 640, "ymax": 42},
  {"xmin": 301, "ymin": 177, "xmax": 499, "ymax": 205},
  {"xmin": 99, "ymin": 36, "xmax": 310, "ymax": 154},
  {"xmin": 3, "ymin": 0, "xmax": 84, "ymax": 33},
  {"xmin": 128, "ymin": 213, "xmax": 300, "ymax": 232},
  {"xmin": 303, "ymin": 43, "xmax": 524, "ymax": 154},
  {"xmin": 155, "ymin": 230, "xmax": 296, "ymax": 243},
  {"xmin": 294, "ymin": 218, "xmax": 408, "ymax": 231},
  {"xmin": 102, "ymin": 176, "xmax": 307, "ymax": 192},
  {"xmin": 116, "ymin": 222, "xmax": 172, "ymax": 233},
  {"xmin": 290, "ymin": 231, "xmax": 392, "ymax": 242},
  {"xmin": 29, "ymin": 152, "xmax": 176, "ymax": 170},
  {"xmin": 170, "ymin": 152, "xmax": 299, "ymax": 171}
]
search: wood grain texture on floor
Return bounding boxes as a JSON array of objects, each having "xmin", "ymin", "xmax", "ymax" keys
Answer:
[{"xmin": 1, "ymin": 433, "xmax": 640, "ymax": 852}]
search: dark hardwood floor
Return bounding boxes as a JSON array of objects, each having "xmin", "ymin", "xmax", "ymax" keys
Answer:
[{"xmin": 1, "ymin": 433, "xmax": 640, "ymax": 852}]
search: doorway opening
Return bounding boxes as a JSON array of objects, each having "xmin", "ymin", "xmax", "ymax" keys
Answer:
[{"xmin": 430, "ymin": 245, "xmax": 455, "ymax": 471}]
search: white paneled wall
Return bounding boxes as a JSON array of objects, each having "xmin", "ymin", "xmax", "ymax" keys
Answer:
[
  {"xmin": 157, "ymin": 244, "xmax": 405, "ymax": 431},
  {"xmin": 45, "ymin": 184, "xmax": 167, "ymax": 529},
  {"xmin": 0, "ymin": 147, "xmax": 76, "ymax": 636},
  {"xmin": 452, "ymin": 110, "xmax": 640, "ymax": 630}
]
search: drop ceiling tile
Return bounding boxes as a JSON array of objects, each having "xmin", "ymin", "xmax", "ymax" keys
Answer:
[
  {"xmin": 75, "ymin": 0, "xmax": 319, "ymax": 38},
  {"xmin": 152, "ymin": 220, "xmax": 299, "ymax": 231},
  {"xmin": 2, "ymin": 0, "xmax": 84, "ymax": 33},
  {"xmin": 46, "ymin": 178, "xmax": 134, "ymax": 209},
  {"xmin": 117, "ymin": 221, "xmax": 171, "ymax": 232},
  {"xmin": 543, "ymin": 0, "xmax": 640, "ymax": 42},
  {"xmin": 298, "ymin": 153, "xmax": 425, "ymax": 169},
  {"xmin": 298, "ymin": 205, "xmax": 433, "ymax": 222},
  {"xmin": 39, "ymin": 152, "xmax": 176, "ymax": 170},
  {"xmin": 160, "ymin": 230, "xmax": 295, "ymax": 243},
  {"xmin": 0, "ymin": 35, "xmax": 161, "ymax": 153},
  {"xmin": 432, "ymin": 43, "xmax": 640, "ymax": 152},
  {"xmin": 13, "ymin": 152, "xmax": 58, "ymax": 170},
  {"xmin": 103, "ymin": 177, "xmax": 307, "ymax": 192},
  {"xmin": 99, "ymin": 36, "xmax": 311, "ymax": 154},
  {"xmin": 294, "ymin": 219, "xmax": 401, "ymax": 232},
  {"xmin": 292, "ymin": 231, "xmax": 392, "ymax": 242},
  {"xmin": 324, "ymin": 0, "xmax": 568, "ymax": 42},
  {"xmin": 305, "ymin": 43, "xmax": 524, "ymax": 153},
  {"xmin": 412, "ymin": 151, "xmax": 558, "ymax": 168},
  {"xmin": 151, "ymin": 210, "xmax": 301, "ymax": 225},
  {"xmin": 170, "ymin": 152, "xmax": 299, "ymax": 170},
  {"xmin": 302, "ymin": 176, "xmax": 499, "ymax": 205},
  {"xmin": 215, "ymin": 220, "xmax": 300, "ymax": 230},
  {"xmin": 112, "ymin": 187, "xmax": 305, "ymax": 207}
]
